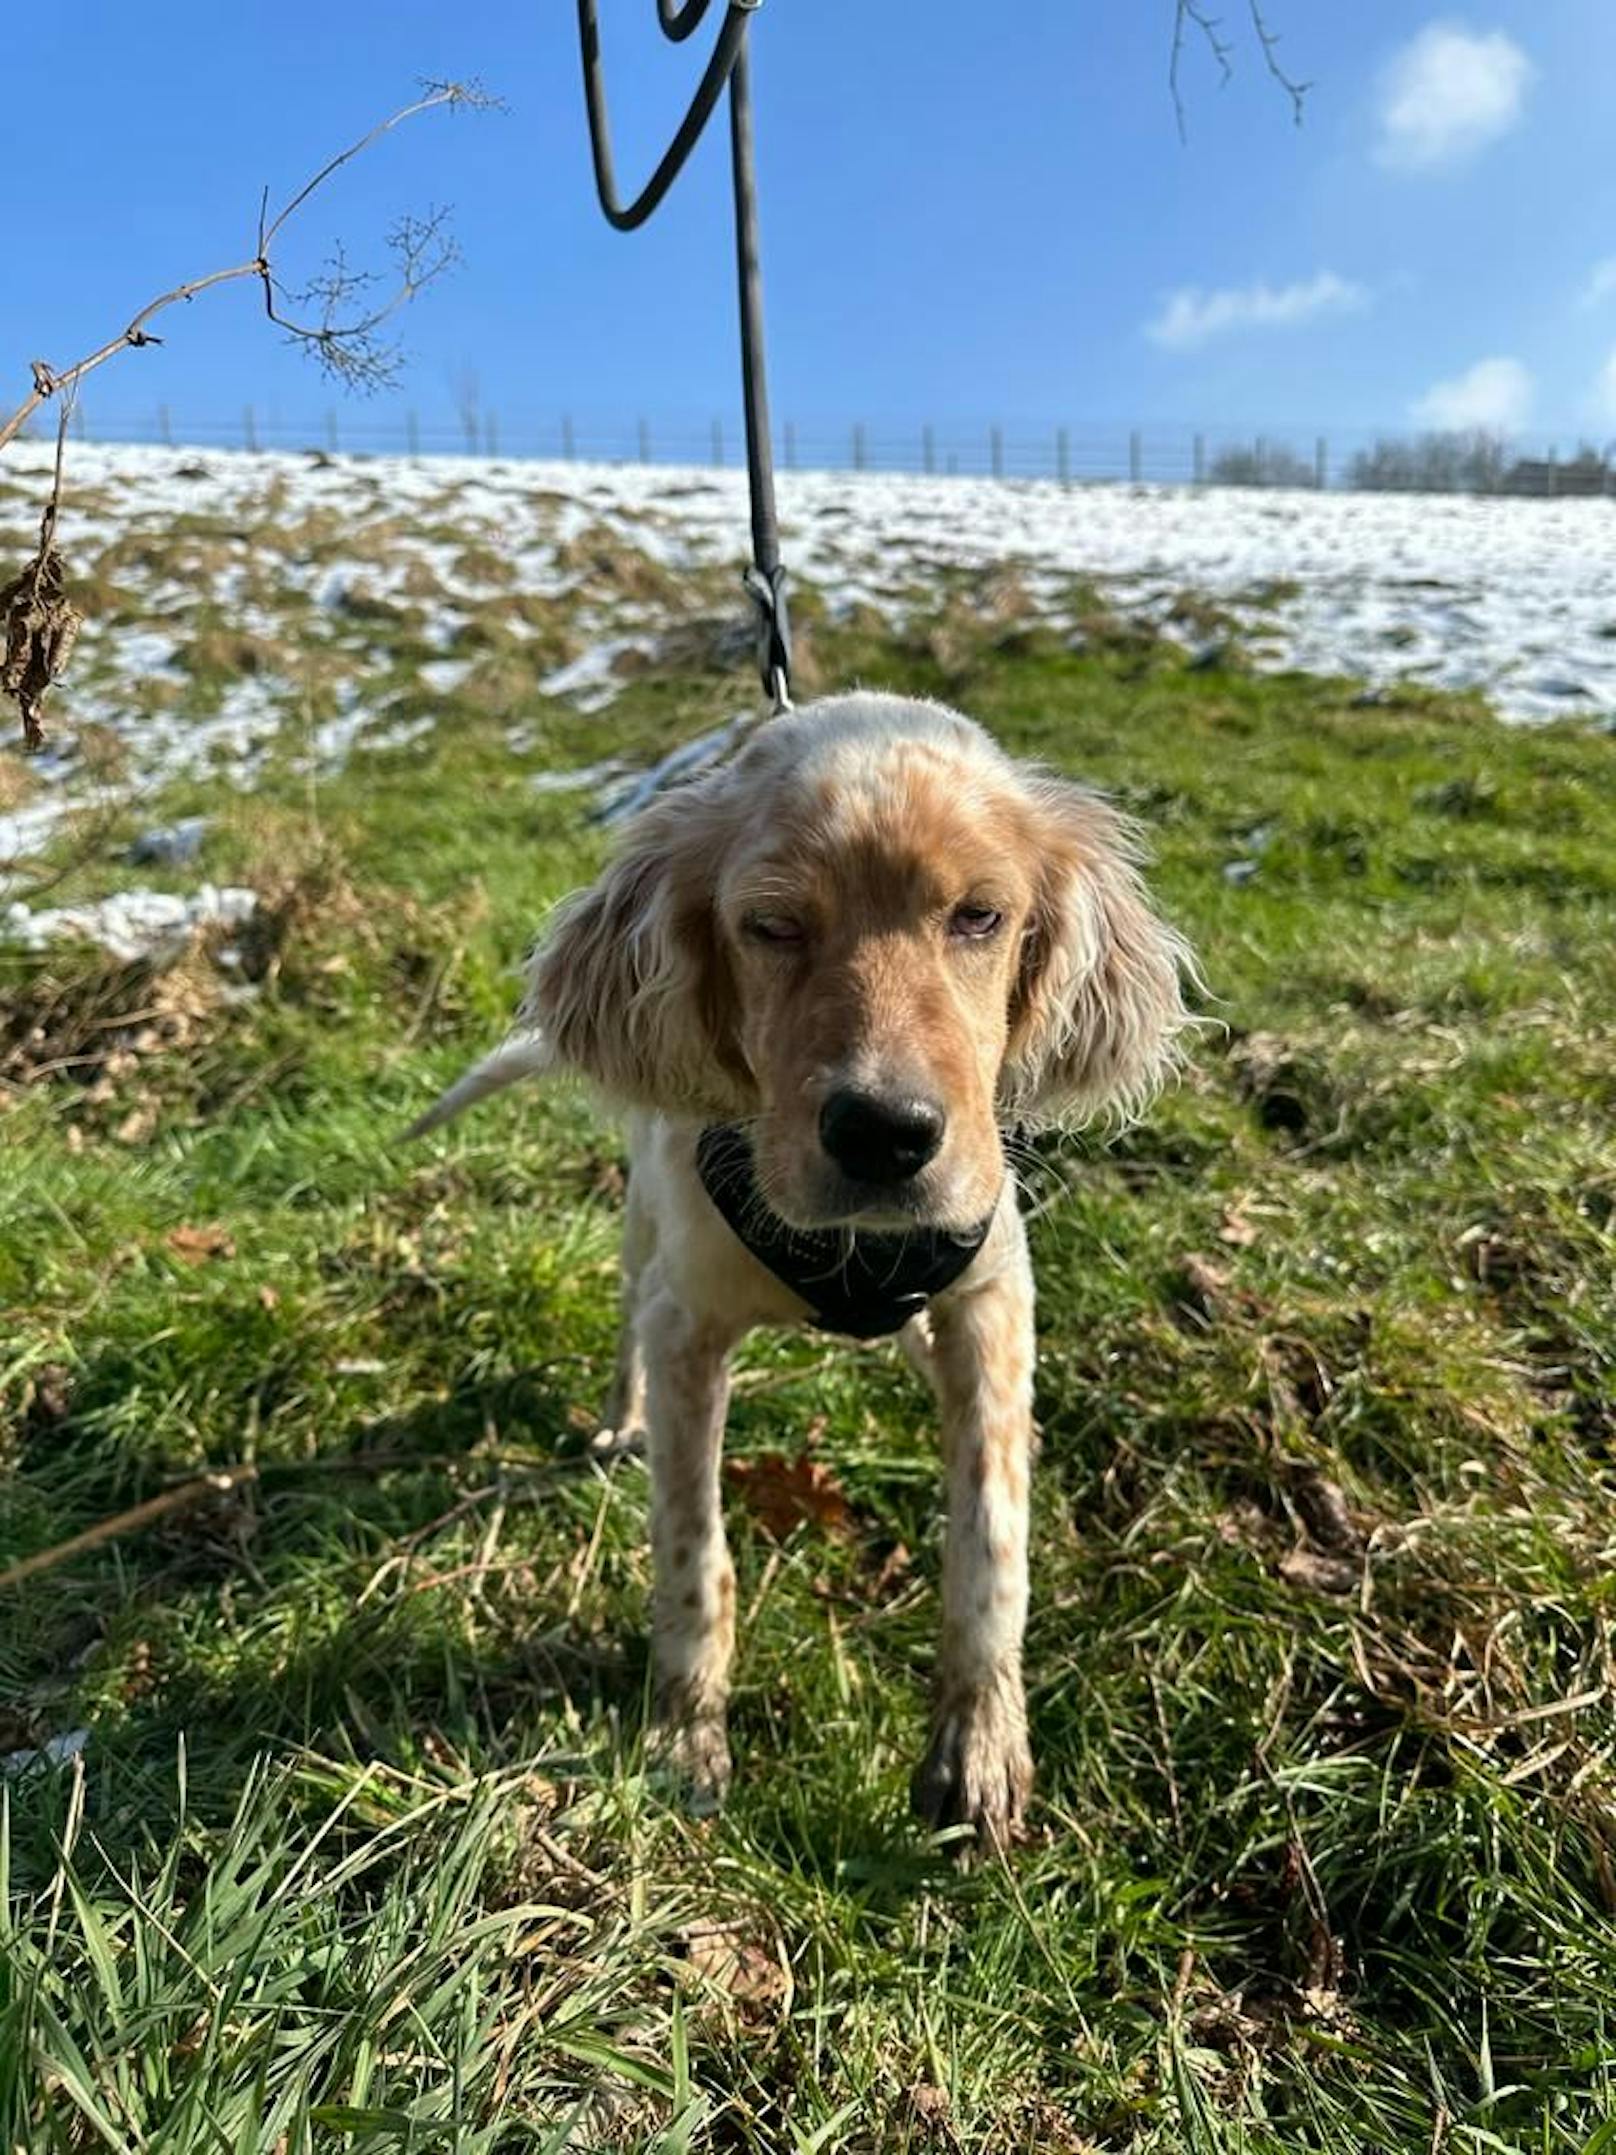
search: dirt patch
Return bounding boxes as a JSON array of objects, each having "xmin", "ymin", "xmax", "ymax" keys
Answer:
[
  {"xmin": 1227, "ymin": 1030, "xmax": 1341, "ymax": 1139},
  {"xmin": 0, "ymin": 942, "xmax": 231, "ymax": 1106},
  {"xmin": 554, "ymin": 526, "xmax": 685, "ymax": 608}
]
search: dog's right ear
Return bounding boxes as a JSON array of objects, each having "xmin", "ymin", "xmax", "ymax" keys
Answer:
[{"xmin": 519, "ymin": 785, "xmax": 751, "ymax": 1114}]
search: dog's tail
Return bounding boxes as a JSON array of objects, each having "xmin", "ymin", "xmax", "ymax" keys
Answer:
[{"xmin": 402, "ymin": 1030, "xmax": 554, "ymax": 1140}]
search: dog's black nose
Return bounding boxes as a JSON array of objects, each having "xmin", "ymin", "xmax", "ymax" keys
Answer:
[{"xmin": 819, "ymin": 1088, "xmax": 946, "ymax": 1185}]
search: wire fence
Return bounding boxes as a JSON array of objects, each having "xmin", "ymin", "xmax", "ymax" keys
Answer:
[{"xmin": 18, "ymin": 404, "xmax": 1616, "ymax": 497}]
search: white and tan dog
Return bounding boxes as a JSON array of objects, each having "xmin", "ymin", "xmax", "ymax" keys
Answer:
[{"xmin": 414, "ymin": 692, "xmax": 1193, "ymax": 1846}]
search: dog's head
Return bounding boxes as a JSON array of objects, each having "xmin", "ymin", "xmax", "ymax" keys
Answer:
[{"xmin": 523, "ymin": 694, "xmax": 1194, "ymax": 1233}]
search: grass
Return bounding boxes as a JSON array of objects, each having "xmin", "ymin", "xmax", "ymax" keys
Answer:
[{"xmin": 5, "ymin": 575, "xmax": 1616, "ymax": 2150}]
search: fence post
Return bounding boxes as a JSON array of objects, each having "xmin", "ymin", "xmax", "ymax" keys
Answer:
[
  {"xmin": 1129, "ymin": 429, "xmax": 1142, "ymax": 484},
  {"xmin": 1315, "ymin": 435, "xmax": 1328, "ymax": 490},
  {"xmin": 485, "ymin": 413, "xmax": 499, "ymax": 457},
  {"xmin": 157, "ymin": 404, "xmax": 172, "ymax": 447},
  {"xmin": 243, "ymin": 406, "xmax": 258, "ymax": 453},
  {"xmin": 852, "ymin": 421, "xmax": 867, "ymax": 471},
  {"xmin": 1548, "ymin": 445, "xmax": 1559, "ymax": 497},
  {"xmin": 1056, "ymin": 427, "xmax": 1070, "ymax": 486},
  {"xmin": 638, "ymin": 417, "xmax": 651, "ymax": 464},
  {"xmin": 922, "ymin": 424, "xmax": 935, "ymax": 475},
  {"xmin": 1193, "ymin": 433, "xmax": 1205, "ymax": 486},
  {"xmin": 784, "ymin": 419, "xmax": 797, "ymax": 470},
  {"xmin": 406, "ymin": 410, "xmax": 421, "ymax": 459},
  {"xmin": 711, "ymin": 418, "xmax": 724, "ymax": 468},
  {"xmin": 989, "ymin": 424, "xmax": 1004, "ymax": 479},
  {"xmin": 562, "ymin": 414, "xmax": 575, "ymax": 461}
]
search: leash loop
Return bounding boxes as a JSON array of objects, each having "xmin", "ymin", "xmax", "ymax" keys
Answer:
[{"xmin": 576, "ymin": 1, "xmax": 792, "ymax": 711}]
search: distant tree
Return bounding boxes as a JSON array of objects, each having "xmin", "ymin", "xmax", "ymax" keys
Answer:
[
  {"xmin": 1499, "ymin": 443, "xmax": 1613, "ymax": 497},
  {"xmin": 1346, "ymin": 432, "xmax": 1510, "ymax": 495},
  {"xmin": 1209, "ymin": 440, "xmax": 1317, "ymax": 488}
]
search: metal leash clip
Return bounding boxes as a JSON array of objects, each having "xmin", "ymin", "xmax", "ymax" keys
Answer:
[{"xmin": 743, "ymin": 562, "xmax": 793, "ymax": 713}]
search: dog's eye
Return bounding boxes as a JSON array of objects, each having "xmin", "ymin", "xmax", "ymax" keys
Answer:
[
  {"xmin": 949, "ymin": 903, "xmax": 1003, "ymax": 940},
  {"xmin": 743, "ymin": 912, "xmax": 806, "ymax": 946}
]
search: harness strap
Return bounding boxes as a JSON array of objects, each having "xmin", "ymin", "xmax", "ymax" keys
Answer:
[
  {"xmin": 576, "ymin": 0, "xmax": 793, "ymax": 714},
  {"xmin": 695, "ymin": 1124, "xmax": 993, "ymax": 1340}
]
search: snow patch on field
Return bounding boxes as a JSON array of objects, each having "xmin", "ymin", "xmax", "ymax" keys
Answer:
[
  {"xmin": 5, "ymin": 884, "xmax": 259, "ymax": 962},
  {"xmin": 4, "ymin": 439, "xmax": 1616, "ymax": 883}
]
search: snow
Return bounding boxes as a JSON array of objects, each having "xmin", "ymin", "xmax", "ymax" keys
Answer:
[
  {"xmin": 3, "ymin": 438, "xmax": 1615, "ymax": 887},
  {"xmin": 2, "ymin": 1729, "xmax": 89, "ymax": 1778},
  {"xmin": 6, "ymin": 884, "xmax": 259, "ymax": 961},
  {"xmin": 538, "ymin": 636, "xmax": 655, "ymax": 712}
]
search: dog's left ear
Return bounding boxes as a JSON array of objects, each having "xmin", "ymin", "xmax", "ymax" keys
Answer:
[{"xmin": 1002, "ymin": 776, "xmax": 1194, "ymax": 1120}]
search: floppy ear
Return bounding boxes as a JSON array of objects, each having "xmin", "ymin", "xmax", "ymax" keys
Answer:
[
  {"xmin": 1002, "ymin": 776, "xmax": 1194, "ymax": 1122},
  {"xmin": 519, "ymin": 783, "xmax": 752, "ymax": 1114}
]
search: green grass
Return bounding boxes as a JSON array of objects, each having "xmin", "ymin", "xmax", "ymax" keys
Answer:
[{"xmin": 6, "ymin": 599, "xmax": 1616, "ymax": 2151}]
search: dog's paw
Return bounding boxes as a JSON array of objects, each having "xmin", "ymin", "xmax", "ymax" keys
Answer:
[
  {"xmin": 911, "ymin": 1687, "xmax": 1032, "ymax": 1854},
  {"xmin": 582, "ymin": 1421, "xmax": 647, "ymax": 1464},
  {"xmin": 649, "ymin": 1713, "xmax": 732, "ymax": 1818}
]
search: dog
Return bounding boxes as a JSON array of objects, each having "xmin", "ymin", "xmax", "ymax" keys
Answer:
[{"xmin": 411, "ymin": 691, "xmax": 1194, "ymax": 1846}]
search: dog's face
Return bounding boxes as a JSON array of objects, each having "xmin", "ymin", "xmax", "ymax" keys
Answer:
[
  {"xmin": 714, "ymin": 743, "xmax": 1036, "ymax": 1230},
  {"xmin": 524, "ymin": 695, "xmax": 1193, "ymax": 1233}
]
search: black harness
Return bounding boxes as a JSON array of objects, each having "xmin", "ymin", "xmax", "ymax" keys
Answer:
[{"xmin": 695, "ymin": 1124, "xmax": 993, "ymax": 1340}]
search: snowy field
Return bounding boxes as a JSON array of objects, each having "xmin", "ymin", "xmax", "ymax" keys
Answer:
[{"xmin": 5, "ymin": 439, "xmax": 1616, "ymax": 948}]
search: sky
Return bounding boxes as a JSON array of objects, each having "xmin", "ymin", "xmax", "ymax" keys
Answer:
[{"xmin": 4, "ymin": 2, "xmax": 1615, "ymax": 459}]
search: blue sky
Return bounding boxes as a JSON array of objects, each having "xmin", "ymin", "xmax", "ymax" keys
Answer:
[{"xmin": 5, "ymin": 2, "xmax": 1615, "ymax": 454}]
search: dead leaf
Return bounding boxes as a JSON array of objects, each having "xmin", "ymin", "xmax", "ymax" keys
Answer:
[
  {"xmin": 725, "ymin": 1451, "xmax": 853, "ymax": 1542},
  {"xmin": 113, "ymin": 1101, "xmax": 159, "ymax": 1147},
  {"xmin": 1289, "ymin": 1470, "xmax": 1365, "ymax": 1557},
  {"xmin": 257, "ymin": 1284, "xmax": 280, "ymax": 1311},
  {"xmin": 900, "ymin": 2083, "xmax": 959, "ymax": 2146},
  {"xmin": 676, "ymin": 1920, "xmax": 790, "ymax": 2012},
  {"xmin": 2, "ymin": 542, "xmax": 82, "ymax": 750},
  {"xmin": 165, "ymin": 1223, "xmax": 236, "ymax": 1265},
  {"xmin": 1218, "ymin": 1202, "xmax": 1260, "ymax": 1247},
  {"xmin": 1278, "ymin": 1548, "xmax": 1359, "ymax": 1597},
  {"xmin": 867, "ymin": 1540, "xmax": 912, "ymax": 1597}
]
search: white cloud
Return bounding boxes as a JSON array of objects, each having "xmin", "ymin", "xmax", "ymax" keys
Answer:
[
  {"xmin": 1411, "ymin": 356, "xmax": 1533, "ymax": 431},
  {"xmin": 1145, "ymin": 272, "xmax": 1369, "ymax": 351},
  {"xmin": 1578, "ymin": 257, "xmax": 1616, "ymax": 310},
  {"xmin": 1374, "ymin": 22, "xmax": 1532, "ymax": 171}
]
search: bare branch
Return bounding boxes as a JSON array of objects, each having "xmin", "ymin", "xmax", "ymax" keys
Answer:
[
  {"xmin": 1246, "ymin": 0, "xmax": 1310, "ymax": 125},
  {"xmin": 0, "ymin": 79, "xmax": 486, "ymax": 456},
  {"xmin": 2, "ymin": 388, "xmax": 83, "ymax": 749},
  {"xmin": 1170, "ymin": 1, "xmax": 1233, "ymax": 142},
  {"xmin": 1171, "ymin": 0, "xmax": 1307, "ymax": 138},
  {"xmin": 263, "ymin": 206, "xmax": 461, "ymax": 393},
  {"xmin": 1, "ymin": 79, "xmax": 489, "ymax": 745},
  {"xmin": 261, "ymin": 78, "xmax": 494, "ymax": 250}
]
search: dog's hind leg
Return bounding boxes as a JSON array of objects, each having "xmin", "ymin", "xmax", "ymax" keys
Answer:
[{"xmin": 592, "ymin": 1170, "xmax": 655, "ymax": 1460}]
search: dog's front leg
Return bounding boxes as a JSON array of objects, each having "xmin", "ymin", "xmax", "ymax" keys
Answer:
[
  {"xmin": 640, "ymin": 1286, "xmax": 739, "ymax": 1812},
  {"xmin": 911, "ymin": 1252, "xmax": 1036, "ymax": 1851}
]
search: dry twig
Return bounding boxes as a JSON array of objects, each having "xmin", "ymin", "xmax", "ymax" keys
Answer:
[
  {"xmin": 1, "ymin": 393, "xmax": 82, "ymax": 748},
  {"xmin": 1170, "ymin": 1, "xmax": 1309, "ymax": 140},
  {"xmin": 0, "ymin": 1467, "xmax": 260, "ymax": 1592},
  {"xmin": 0, "ymin": 79, "xmax": 491, "ymax": 747}
]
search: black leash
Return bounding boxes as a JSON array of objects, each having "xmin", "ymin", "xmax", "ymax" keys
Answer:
[{"xmin": 577, "ymin": 0, "xmax": 793, "ymax": 712}]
